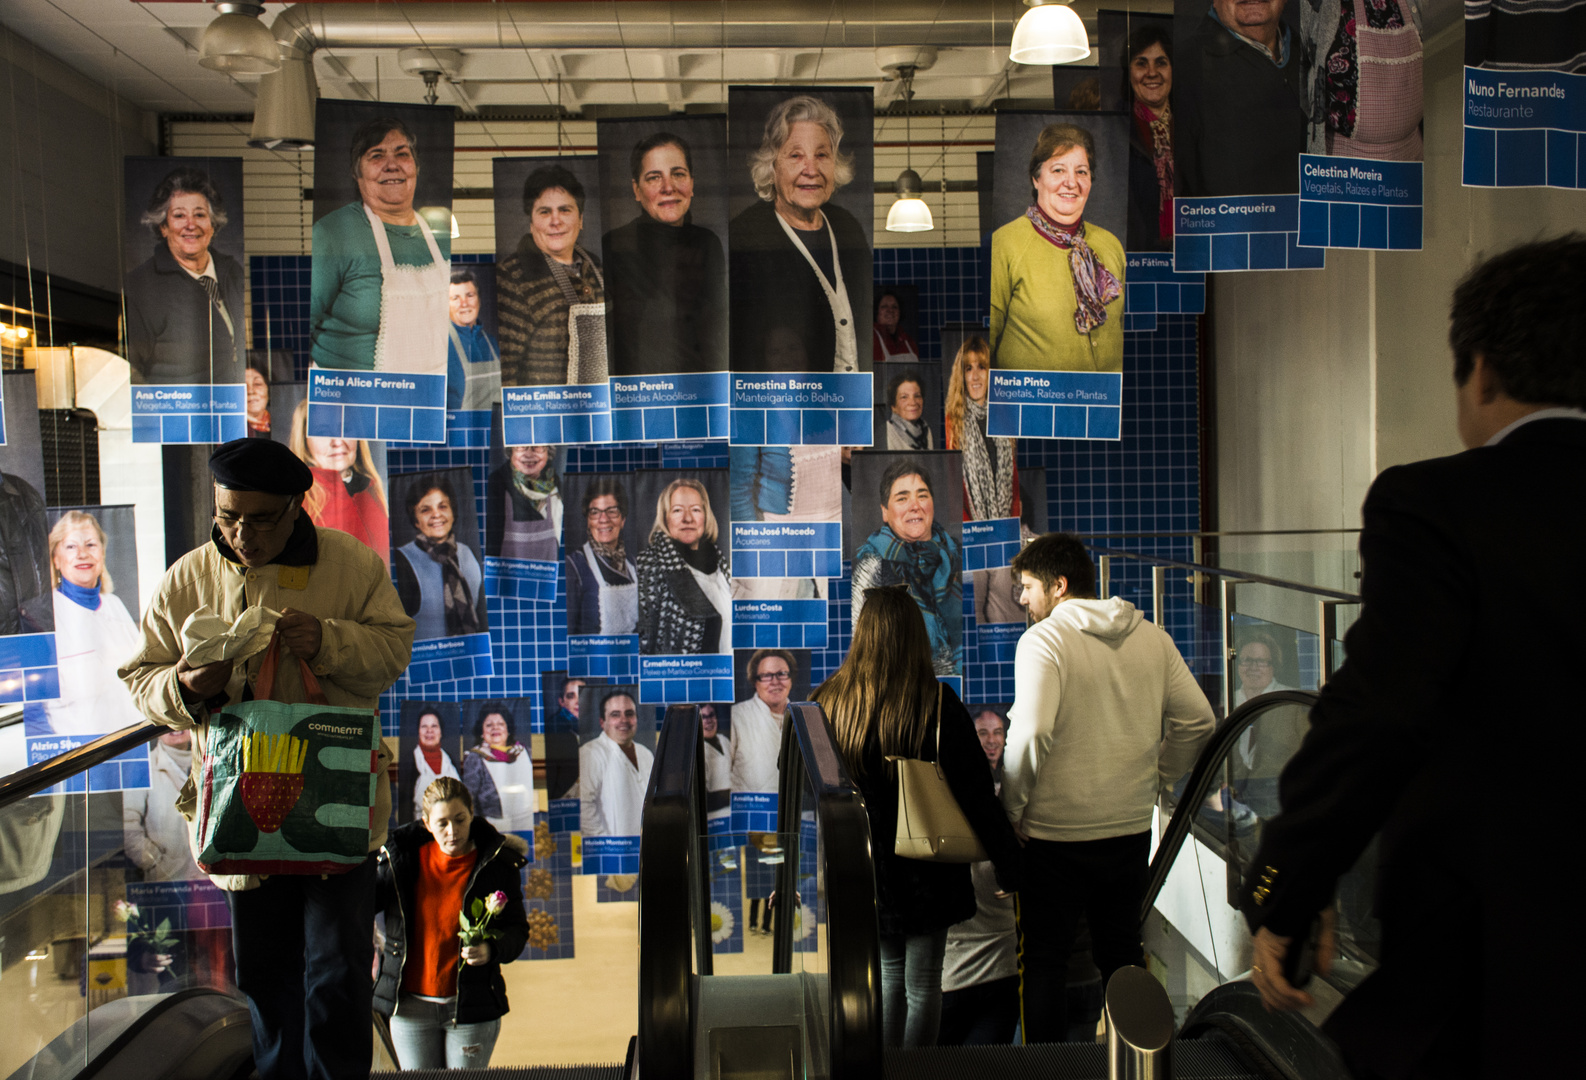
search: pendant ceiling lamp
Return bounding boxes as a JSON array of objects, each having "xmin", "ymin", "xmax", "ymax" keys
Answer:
[
  {"xmin": 199, "ymin": 3, "xmax": 282, "ymax": 75},
  {"xmin": 885, "ymin": 65, "xmax": 934, "ymax": 234},
  {"xmin": 1010, "ymin": 0, "xmax": 1092, "ymax": 66}
]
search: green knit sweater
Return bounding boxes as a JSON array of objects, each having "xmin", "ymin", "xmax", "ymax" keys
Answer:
[
  {"xmin": 310, "ymin": 201, "xmax": 451, "ymax": 371},
  {"xmin": 989, "ymin": 216, "xmax": 1125, "ymax": 374}
]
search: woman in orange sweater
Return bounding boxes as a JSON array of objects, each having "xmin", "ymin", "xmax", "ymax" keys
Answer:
[{"xmin": 374, "ymin": 777, "xmax": 529, "ymax": 1069}]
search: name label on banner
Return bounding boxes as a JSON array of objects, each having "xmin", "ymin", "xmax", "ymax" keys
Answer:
[
  {"xmin": 729, "ymin": 371, "xmax": 873, "ymax": 446},
  {"xmin": 27, "ymin": 733, "xmax": 149, "ymax": 793},
  {"xmin": 307, "ymin": 370, "xmax": 446, "ymax": 444},
  {"xmin": 131, "ymin": 383, "xmax": 246, "ymax": 444},
  {"xmin": 1299, "ymin": 155, "xmax": 1424, "ymax": 250},
  {"xmin": 0, "ymin": 632, "xmax": 59, "ymax": 703},
  {"xmin": 660, "ymin": 441, "xmax": 730, "ymax": 469},
  {"xmin": 549, "ymin": 797, "xmax": 580, "ymax": 835},
  {"xmin": 582, "ymin": 835, "xmax": 641, "ymax": 875},
  {"xmin": 987, "ymin": 371, "xmax": 1122, "ymax": 441},
  {"xmin": 502, "ymin": 383, "xmax": 613, "ymax": 446},
  {"xmin": 963, "ymin": 518, "xmax": 1022, "ymax": 572},
  {"xmin": 731, "ymin": 791, "xmax": 778, "ymax": 834},
  {"xmin": 638, "ymin": 653, "xmax": 734, "ymax": 704},
  {"xmin": 483, "ymin": 557, "xmax": 558, "ymax": 603},
  {"xmin": 732, "ymin": 598, "xmax": 829, "ymax": 650},
  {"xmin": 568, "ymin": 634, "xmax": 640, "ymax": 680},
  {"xmin": 610, "ymin": 372, "xmax": 730, "ymax": 442},
  {"xmin": 730, "ymin": 521, "xmax": 842, "ymax": 579},
  {"xmin": 407, "ymin": 632, "xmax": 493, "ymax": 683},
  {"xmin": 1173, "ymin": 195, "xmax": 1326, "ymax": 273},
  {"xmin": 1463, "ymin": 66, "xmax": 1586, "ymax": 189},
  {"xmin": 1124, "ymin": 253, "xmax": 1207, "ymax": 315},
  {"xmin": 976, "ymin": 621, "xmax": 1025, "ymax": 664}
]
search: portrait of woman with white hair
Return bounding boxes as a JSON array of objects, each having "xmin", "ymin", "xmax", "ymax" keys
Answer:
[{"xmin": 729, "ymin": 92, "xmax": 873, "ymax": 374}]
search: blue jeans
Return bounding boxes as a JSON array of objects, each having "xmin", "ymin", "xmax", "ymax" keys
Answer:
[
  {"xmin": 388, "ymin": 994, "xmax": 501, "ymax": 1069},
  {"xmin": 879, "ymin": 930, "xmax": 949, "ymax": 1049}
]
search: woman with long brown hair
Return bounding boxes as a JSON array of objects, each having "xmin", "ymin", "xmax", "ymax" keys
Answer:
[{"xmin": 814, "ymin": 586, "xmax": 1021, "ymax": 1049}]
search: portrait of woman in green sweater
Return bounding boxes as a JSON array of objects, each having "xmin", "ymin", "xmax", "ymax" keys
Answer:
[
  {"xmin": 989, "ymin": 123, "xmax": 1125, "ymax": 375},
  {"xmin": 310, "ymin": 117, "xmax": 452, "ymax": 375}
]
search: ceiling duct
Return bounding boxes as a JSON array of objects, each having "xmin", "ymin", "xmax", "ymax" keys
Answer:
[{"xmin": 249, "ymin": 0, "xmax": 1012, "ymax": 148}]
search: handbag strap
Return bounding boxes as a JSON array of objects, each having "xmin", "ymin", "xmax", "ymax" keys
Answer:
[
  {"xmin": 932, "ymin": 680, "xmax": 945, "ymax": 779},
  {"xmin": 253, "ymin": 629, "xmax": 330, "ymax": 706}
]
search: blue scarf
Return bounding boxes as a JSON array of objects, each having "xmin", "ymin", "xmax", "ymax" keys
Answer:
[{"xmin": 58, "ymin": 579, "xmax": 102, "ymax": 611}]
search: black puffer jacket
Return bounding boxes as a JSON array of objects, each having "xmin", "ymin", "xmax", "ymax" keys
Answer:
[{"xmin": 374, "ymin": 818, "xmax": 530, "ymax": 1025}]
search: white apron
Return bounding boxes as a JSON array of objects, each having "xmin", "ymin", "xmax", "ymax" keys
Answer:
[
  {"xmin": 587, "ymin": 541, "xmax": 639, "ymax": 634},
  {"xmin": 775, "ymin": 212, "xmax": 858, "ymax": 373},
  {"xmin": 364, "ymin": 204, "xmax": 450, "ymax": 375},
  {"xmin": 448, "ymin": 323, "xmax": 502, "ymax": 409},
  {"xmin": 874, "ymin": 326, "xmax": 920, "ymax": 363}
]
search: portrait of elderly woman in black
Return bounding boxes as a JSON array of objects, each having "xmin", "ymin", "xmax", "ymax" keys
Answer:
[
  {"xmin": 602, "ymin": 131, "xmax": 727, "ymax": 376},
  {"xmin": 636, "ymin": 478, "xmax": 731, "ymax": 656},
  {"xmin": 393, "ymin": 474, "xmax": 487, "ymax": 641},
  {"xmin": 498, "ymin": 164, "xmax": 606, "ymax": 387},
  {"xmin": 123, "ymin": 165, "xmax": 246, "ymax": 386},
  {"xmin": 729, "ymin": 95, "xmax": 871, "ymax": 374}
]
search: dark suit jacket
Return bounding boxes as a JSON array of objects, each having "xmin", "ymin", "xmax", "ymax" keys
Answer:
[
  {"xmin": 1241, "ymin": 417, "xmax": 1586, "ymax": 1078},
  {"xmin": 1179, "ymin": 14, "xmax": 1307, "ymax": 197},
  {"xmin": 123, "ymin": 244, "xmax": 247, "ymax": 385},
  {"xmin": 728, "ymin": 199, "xmax": 872, "ymax": 373},
  {"xmin": 602, "ymin": 214, "xmax": 727, "ymax": 376}
]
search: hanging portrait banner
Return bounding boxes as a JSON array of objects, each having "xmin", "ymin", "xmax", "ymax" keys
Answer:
[
  {"xmin": 308, "ymin": 100, "xmax": 454, "ymax": 444},
  {"xmin": 389, "ymin": 467, "xmax": 493, "ymax": 679},
  {"xmin": 122, "ymin": 155, "xmax": 248, "ymax": 443},
  {"xmin": 0, "ymin": 373, "xmax": 59, "ymax": 706},
  {"xmin": 493, "ymin": 156, "xmax": 613, "ymax": 444},
  {"xmin": 597, "ymin": 115, "xmax": 731, "ymax": 441},
  {"xmin": 727, "ymin": 86, "xmax": 876, "ymax": 446},
  {"xmin": 483, "ymin": 407, "xmax": 562, "ymax": 603}
]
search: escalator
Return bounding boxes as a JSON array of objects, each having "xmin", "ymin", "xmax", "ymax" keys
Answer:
[{"xmin": 4, "ymin": 691, "xmax": 1361, "ymax": 1079}]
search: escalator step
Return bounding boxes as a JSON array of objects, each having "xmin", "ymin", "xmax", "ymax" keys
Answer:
[
  {"xmin": 883, "ymin": 1041, "xmax": 1263, "ymax": 1079},
  {"xmin": 373, "ymin": 1067, "xmax": 624, "ymax": 1079}
]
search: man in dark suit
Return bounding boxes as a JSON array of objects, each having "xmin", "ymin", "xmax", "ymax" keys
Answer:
[{"xmin": 1241, "ymin": 236, "xmax": 1586, "ymax": 1079}]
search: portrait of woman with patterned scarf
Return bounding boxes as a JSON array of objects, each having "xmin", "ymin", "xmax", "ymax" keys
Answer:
[
  {"xmin": 1122, "ymin": 23, "xmax": 1181, "ymax": 252},
  {"xmin": 990, "ymin": 123, "xmax": 1125, "ymax": 375},
  {"xmin": 945, "ymin": 336, "xmax": 1028, "ymax": 626},
  {"xmin": 636, "ymin": 477, "xmax": 732, "ymax": 656},
  {"xmin": 566, "ymin": 475, "xmax": 639, "ymax": 637},
  {"xmin": 851, "ymin": 458, "xmax": 963, "ymax": 677},
  {"xmin": 486, "ymin": 444, "xmax": 562, "ymax": 563},
  {"xmin": 393, "ymin": 473, "xmax": 488, "ymax": 641}
]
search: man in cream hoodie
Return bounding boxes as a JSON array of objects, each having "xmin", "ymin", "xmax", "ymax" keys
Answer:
[{"xmin": 1002, "ymin": 533, "xmax": 1214, "ymax": 1043}]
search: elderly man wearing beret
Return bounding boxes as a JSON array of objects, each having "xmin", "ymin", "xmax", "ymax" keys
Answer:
[{"xmin": 120, "ymin": 438, "xmax": 414, "ymax": 1080}]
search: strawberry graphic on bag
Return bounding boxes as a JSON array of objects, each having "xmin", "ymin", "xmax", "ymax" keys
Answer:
[{"xmin": 240, "ymin": 732, "xmax": 309, "ymax": 834}]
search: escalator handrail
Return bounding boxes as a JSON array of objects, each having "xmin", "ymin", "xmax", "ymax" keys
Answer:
[
  {"xmin": 1142, "ymin": 690, "xmax": 1321, "ymax": 924},
  {"xmin": 637, "ymin": 703, "xmax": 704, "ymax": 1080},
  {"xmin": 778, "ymin": 701, "xmax": 884, "ymax": 1080},
  {"xmin": 0, "ymin": 721, "xmax": 164, "ymax": 810}
]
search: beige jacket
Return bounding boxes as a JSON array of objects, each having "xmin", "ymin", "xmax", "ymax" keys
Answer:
[{"xmin": 119, "ymin": 527, "xmax": 416, "ymax": 890}]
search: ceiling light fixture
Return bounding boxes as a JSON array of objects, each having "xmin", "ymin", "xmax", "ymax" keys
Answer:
[
  {"xmin": 1010, "ymin": 0, "xmax": 1092, "ymax": 66},
  {"xmin": 885, "ymin": 66, "xmax": 934, "ymax": 234},
  {"xmin": 198, "ymin": 3, "xmax": 282, "ymax": 75}
]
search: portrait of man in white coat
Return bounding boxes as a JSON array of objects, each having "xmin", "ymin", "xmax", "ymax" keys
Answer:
[{"xmin": 579, "ymin": 689, "xmax": 653, "ymax": 836}]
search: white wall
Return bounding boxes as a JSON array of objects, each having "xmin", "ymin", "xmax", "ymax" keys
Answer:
[
  {"xmin": 1215, "ymin": 26, "xmax": 1586, "ymax": 532},
  {"xmin": 0, "ymin": 23, "xmax": 156, "ymax": 295}
]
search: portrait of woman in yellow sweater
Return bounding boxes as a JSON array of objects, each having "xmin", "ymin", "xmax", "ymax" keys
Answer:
[{"xmin": 990, "ymin": 123, "xmax": 1125, "ymax": 374}]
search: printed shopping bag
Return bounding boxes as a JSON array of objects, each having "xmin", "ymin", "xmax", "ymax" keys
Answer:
[{"xmin": 195, "ymin": 632, "xmax": 378, "ymax": 875}]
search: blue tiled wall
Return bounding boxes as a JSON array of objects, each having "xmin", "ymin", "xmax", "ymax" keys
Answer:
[{"xmin": 250, "ymin": 248, "xmax": 1201, "ymax": 729}]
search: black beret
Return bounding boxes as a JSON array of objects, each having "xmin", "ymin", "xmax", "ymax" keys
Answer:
[{"xmin": 208, "ymin": 438, "xmax": 314, "ymax": 495}]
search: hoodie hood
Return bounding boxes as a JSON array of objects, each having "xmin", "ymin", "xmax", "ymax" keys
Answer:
[{"xmin": 1054, "ymin": 597, "xmax": 1143, "ymax": 642}]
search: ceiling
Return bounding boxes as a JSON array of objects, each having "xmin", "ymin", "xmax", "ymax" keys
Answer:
[{"xmin": 0, "ymin": 1, "xmax": 1167, "ymax": 118}]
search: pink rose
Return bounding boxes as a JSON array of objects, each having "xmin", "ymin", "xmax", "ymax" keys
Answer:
[{"xmin": 485, "ymin": 891, "xmax": 507, "ymax": 915}]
